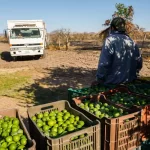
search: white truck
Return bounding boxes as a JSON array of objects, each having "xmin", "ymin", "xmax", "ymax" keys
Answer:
[{"xmin": 6, "ymin": 20, "xmax": 47, "ymax": 60}]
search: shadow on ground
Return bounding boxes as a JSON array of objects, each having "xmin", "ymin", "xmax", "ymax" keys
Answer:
[
  {"xmin": 17, "ymin": 67, "xmax": 97, "ymax": 105},
  {"xmin": 1, "ymin": 51, "xmax": 41, "ymax": 62}
]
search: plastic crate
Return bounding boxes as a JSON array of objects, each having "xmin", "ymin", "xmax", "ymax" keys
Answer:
[
  {"xmin": 27, "ymin": 100, "xmax": 100, "ymax": 150},
  {"xmin": 0, "ymin": 108, "xmax": 36, "ymax": 150},
  {"xmin": 72, "ymin": 94, "xmax": 141, "ymax": 150},
  {"xmin": 141, "ymin": 105, "xmax": 150, "ymax": 141},
  {"xmin": 100, "ymin": 87, "xmax": 150, "ymax": 110},
  {"xmin": 68, "ymin": 84, "xmax": 116, "ymax": 102}
]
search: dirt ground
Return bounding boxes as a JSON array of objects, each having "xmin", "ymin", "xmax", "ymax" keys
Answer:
[{"xmin": 0, "ymin": 42, "xmax": 149, "ymax": 120}]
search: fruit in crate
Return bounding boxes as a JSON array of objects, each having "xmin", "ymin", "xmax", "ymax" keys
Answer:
[
  {"xmin": 31, "ymin": 109, "xmax": 86, "ymax": 138},
  {"xmin": 108, "ymin": 92, "xmax": 149, "ymax": 107},
  {"xmin": 78, "ymin": 99, "xmax": 127, "ymax": 119},
  {"xmin": 0, "ymin": 116, "xmax": 27, "ymax": 149}
]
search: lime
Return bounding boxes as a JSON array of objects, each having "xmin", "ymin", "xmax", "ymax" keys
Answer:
[
  {"xmin": 37, "ymin": 113, "xmax": 43, "ymax": 119},
  {"xmin": 57, "ymin": 112, "xmax": 63, "ymax": 116},
  {"xmin": 65, "ymin": 120, "xmax": 70, "ymax": 125},
  {"xmin": 69, "ymin": 118, "xmax": 74, "ymax": 124},
  {"xmin": 20, "ymin": 138, "xmax": 27, "ymax": 145},
  {"xmin": 50, "ymin": 116, "xmax": 56, "ymax": 121},
  {"xmin": 78, "ymin": 121, "xmax": 84, "ymax": 126},
  {"xmin": 54, "ymin": 124, "xmax": 59, "ymax": 128},
  {"xmin": 43, "ymin": 112, "xmax": 49, "ymax": 117},
  {"xmin": 50, "ymin": 131, "xmax": 57, "ymax": 137},
  {"xmin": 48, "ymin": 120, "xmax": 55, "ymax": 127},
  {"xmin": 3, "ymin": 116, "xmax": 9, "ymax": 122},
  {"xmin": 79, "ymin": 134, "xmax": 85, "ymax": 138},
  {"xmin": 0, "ymin": 148, "xmax": 5, "ymax": 150},
  {"xmin": 17, "ymin": 129, "xmax": 23, "ymax": 134},
  {"xmin": 11, "ymin": 127, "xmax": 18, "ymax": 133},
  {"xmin": 20, "ymin": 135, "xmax": 27, "ymax": 140},
  {"xmin": 1, "ymin": 142, "xmax": 7, "ymax": 148},
  {"xmin": 51, "ymin": 127, "xmax": 57, "ymax": 132},
  {"xmin": 42, "ymin": 117, "xmax": 47, "ymax": 122},
  {"xmin": 37, "ymin": 122, "xmax": 43, "ymax": 128},
  {"xmin": 43, "ymin": 125, "xmax": 49, "ymax": 132},
  {"xmin": 13, "ymin": 135, "xmax": 20, "ymax": 142},
  {"xmin": 58, "ymin": 128, "xmax": 64, "ymax": 134},
  {"xmin": 1, "ymin": 122, "xmax": 8, "ymax": 129},
  {"xmin": 17, "ymin": 145, "xmax": 25, "ymax": 149},
  {"xmin": 6, "ymin": 136, "xmax": 13, "ymax": 142},
  {"xmin": 77, "ymin": 125, "xmax": 82, "ymax": 129},
  {"xmin": 113, "ymin": 112, "xmax": 120, "ymax": 118},
  {"xmin": 9, "ymin": 143, "xmax": 17, "ymax": 150},
  {"xmin": 2, "ymin": 131, "xmax": 8, "ymax": 137},
  {"xmin": 62, "ymin": 109, "xmax": 67, "ymax": 113},
  {"xmin": 31, "ymin": 116, "xmax": 36, "ymax": 122},
  {"xmin": 44, "ymin": 131, "xmax": 49, "ymax": 136},
  {"xmin": 57, "ymin": 117, "xmax": 63, "ymax": 122},
  {"xmin": 58, "ymin": 121, "xmax": 63, "ymax": 126},
  {"xmin": 75, "ymin": 117, "xmax": 80, "ymax": 122},
  {"xmin": 70, "ymin": 114, "xmax": 75, "ymax": 118},
  {"xmin": 68, "ymin": 126, "xmax": 75, "ymax": 132},
  {"xmin": 63, "ymin": 115, "xmax": 69, "ymax": 120},
  {"xmin": 13, "ymin": 119, "xmax": 19, "ymax": 126}
]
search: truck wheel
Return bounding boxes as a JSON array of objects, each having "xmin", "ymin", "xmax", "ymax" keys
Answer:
[{"xmin": 12, "ymin": 56, "xmax": 17, "ymax": 61}]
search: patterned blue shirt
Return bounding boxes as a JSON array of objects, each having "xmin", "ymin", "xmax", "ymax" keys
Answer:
[{"xmin": 96, "ymin": 31, "xmax": 142, "ymax": 84}]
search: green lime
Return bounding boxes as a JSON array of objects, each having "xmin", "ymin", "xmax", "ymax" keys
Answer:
[
  {"xmin": 1, "ymin": 122, "xmax": 8, "ymax": 129},
  {"xmin": 11, "ymin": 127, "xmax": 18, "ymax": 133},
  {"xmin": 37, "ymin": 113, "xmax": 43, "ymax": 119},
  {"xmin": 50, "ymin": 131, "xmax": 57, "ymax": 137},
  {"xmin": 43, "ymin": 125, "xmax": 49, "ymax": 132},
  {"xmin": 13, "ymin": 119, "xmax": 19, "ymax": 126},
  {"xmin": 43, "ymin": 112, "xmax": 49, "ymax": 117},
  {"xmin": 3, "ymin": 116, "xmax": 9, "ymax": 122},
  {"xmin": 9, "ymin": 143, "xmax": 17, "ymax": 150},
  {"xmin": 48, "ymin": 120, "xmax": 55, "ymax": 127},
  {"xmin": 51, "ymin": 127, "xmax": 57, "ymax": 132},
  {"xmin": 1, "ymin": 142, "xmax": 7, "ymax": 148},
  {"xmin": 20, "ymin": 138, "xmax": 27, "ymax": 146},
  {"xmin": 13, "ymin": 135, "xmax": 20, "ymax": 142},
  {"xmin": 18, "ymin": 129, "xmax": 23, "ymax": 134},
  {"xmin": 31, "ymin": 116, "xmax": 36, "ymax": 121},
  {"xmin": 37, "ymin": 122, "xmax": 43, "ymax": 128},
  {"xmin": 6, "ymin": 136, "xmax": 13, "ymax": 142},
  {"xmin": 42, "ymin": 117, "xmax": 47, "ymax": 122}
]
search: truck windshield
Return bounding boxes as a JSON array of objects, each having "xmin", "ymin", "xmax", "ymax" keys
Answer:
[{"xmin": 10, "ymin": 28, "xmax": 41, "ymax": 39}]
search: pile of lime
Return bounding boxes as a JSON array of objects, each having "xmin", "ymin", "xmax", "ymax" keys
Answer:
[
  {"xmin": 0, "ymin": 116, "xmax": 27, "ymax": 150},
  {"xmin": 31, "ymin": 109, "xmax": 85, "ymax": 138},
  {"xmin": 78, "ymin": 99, "xmax": 128, "ymax": 119},
  {"xmin": 108, "ymin": 92, "xmax": 149, "ymax": 107},
  {"xmin": 126, "ymin": 83, "xmax": 150, "ymax": 96}
]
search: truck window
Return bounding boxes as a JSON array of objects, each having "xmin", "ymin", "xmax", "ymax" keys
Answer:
[{"xmin": 10, "ymin": 28, "xmax": 41, "ymax": 39}]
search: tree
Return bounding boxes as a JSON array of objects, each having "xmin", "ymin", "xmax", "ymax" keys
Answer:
[
  {"xmin": 100, "ymin": 3, "xmax": 145, "ymax": 41},
  {"xmin": 59, "ymin": 28, "xmax": 71, "ymax": 50}
]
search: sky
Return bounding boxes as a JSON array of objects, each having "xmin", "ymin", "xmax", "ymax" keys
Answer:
[{"xmin": 0, "ymin": 0, "xmax": 150, "ymax": 33}]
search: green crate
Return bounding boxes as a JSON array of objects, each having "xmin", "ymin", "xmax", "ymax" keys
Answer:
[
  {"xmin": 68, "ymin": 84, "xmax": 116, "ymax": 102},
  {"xmin": 27, "ymin": 100, "xmax": 100, "ymax": 150}
]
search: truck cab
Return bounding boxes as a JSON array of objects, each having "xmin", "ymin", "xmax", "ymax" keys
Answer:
[{"xmin": 6, "ymin": 20, "xmax": 47, "ymax": 60}]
